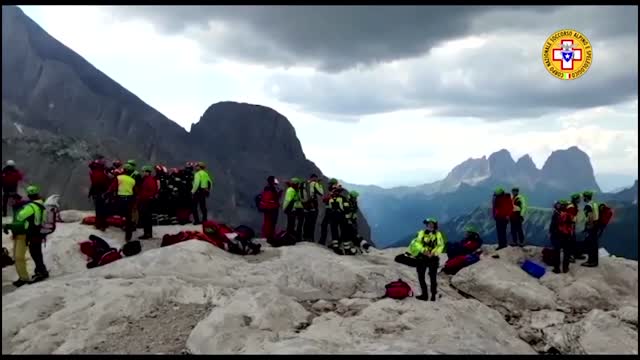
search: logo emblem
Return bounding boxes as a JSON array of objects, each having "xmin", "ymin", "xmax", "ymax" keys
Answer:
[{"xmin": 542, "ymin": 29, "xmax": 593, "ymax": 80}]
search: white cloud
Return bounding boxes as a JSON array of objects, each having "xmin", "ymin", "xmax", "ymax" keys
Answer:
[{"xmin": 18, "ymin": 6, "xmax": 638, "ymax": 187}]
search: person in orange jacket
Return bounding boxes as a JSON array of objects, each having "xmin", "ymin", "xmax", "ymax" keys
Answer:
[{"xmin": 137, "ymin": 165, "xmax": 159, "ymax": 239}]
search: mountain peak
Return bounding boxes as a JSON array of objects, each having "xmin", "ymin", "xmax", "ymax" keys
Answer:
[
  {"xmin": 541, "ymin": 147, "xmax": 600, "ymax": 192},
  {"xmin": 488, "ymin": 149, "xmax": 517, "ymax": 180}
]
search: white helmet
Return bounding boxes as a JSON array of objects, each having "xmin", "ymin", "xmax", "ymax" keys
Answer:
[{"xmin": 6, "ymin": 160, "xmax": 15, "ymax": 166}]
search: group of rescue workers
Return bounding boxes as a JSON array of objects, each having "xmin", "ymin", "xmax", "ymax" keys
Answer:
[
  {"xmin": 256, "ymin": 175, "xmax": 369, "ymax": 256},
  {"xmin": 1, "ymin": 157, "xmax": 610, "ymax": 298}
]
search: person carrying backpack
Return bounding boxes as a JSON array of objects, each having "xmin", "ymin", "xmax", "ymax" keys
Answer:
[
  {"xmin": 301, "ymin": 174, "xmax": 324, "ymax": 242},
  {"xmin": 492, "ymin": 187, "xmax": 512, "ymax": 250},
  {"xmin": 137, "ymin": 166, "xmax": 159, "ymax": 239},
  {"xmin": 2, "ymin": 185, "xmax": 49, "ymax": 286},
  {"xmin": 404, "ymin": 218, "xmax": 446, "ymax": 301},
  {"xmin": 257, "ymin": 176, "xmax": 282, "ymax": 241},
  {"xmin": 191, "ymin": 162, "xmax": 213, "ymax": 225},
  {"xmin": 2, "ymin": 160, "xmax": 24, "ymax": 217},
  {"xmin": 551, "ymin": 200, "xmax": 575, "ymax": 273},
  {"xmin": 581, "ymin": 190, "xmax": 601, "ymax": 267},
  {"xmin": 510, "ymin": 187, "xmax": 527, "ymax": 247},
  {"xmin": 282, "ymin": 178, "xmax": 305, "ymax": 241}
]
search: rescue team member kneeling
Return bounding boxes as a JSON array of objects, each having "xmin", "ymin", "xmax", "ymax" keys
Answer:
[
  {"xmin": 394, "ymin": 218, "xmax": 446, "ymax": 301},
  {"xmin": 2, "ymin": 185, "xmax": 49, "ymax": 287}
]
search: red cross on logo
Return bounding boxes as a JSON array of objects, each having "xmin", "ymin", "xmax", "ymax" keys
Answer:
[{"xmin": 552, "ymin": 39, "xmax": 582, "ymax": 71}]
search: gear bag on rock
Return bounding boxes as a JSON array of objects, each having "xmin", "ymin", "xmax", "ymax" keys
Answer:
[
  {"xmin": 384, "ymin": 279, "xmax": 413, "ymax": 299},
  {"xmin": 267, "ymin": 230, "xmax": 297, "ymax": 247}
]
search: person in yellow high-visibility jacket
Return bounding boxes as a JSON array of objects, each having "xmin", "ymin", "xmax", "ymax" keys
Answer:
[
  {"xmin": 395, "ymin": 218, "xmax": 446, "ymax": 301},
  {"xmin": 510, "ymin": 187, "xmax": 527, "ymax": 247},
  {"xmin": 109, "ymin": 164, "xmax": 136, "ymax": 241},
  {"xmin": 191, "ymin": 162, "xmax": 213, "ymax": 225},
  {"xmin": 581, "ymin": 190, "xmax": 600, "ymax": 268},
  {"xmin": 282, "ymin": 177, "xmax": 305, "ymax": 241}
]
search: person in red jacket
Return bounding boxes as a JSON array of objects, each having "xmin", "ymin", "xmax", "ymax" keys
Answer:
[
  {"xmin": 137, "ymin": 165, "xmax": 159, "ymax": 239},
  {"xmin": 88, "ymin": 160, "xmax": 111, "ymax": 231},
  {"xmin": 2, "ymin": 160, "xmax": 24, "ymax": 217},
  {"xmin": 492, "ymin": 187, "xmax": 512, "ymax": 250},
  {"xmin": 258, "ymin": 176, "xmax": 282, "ymax": 240}
]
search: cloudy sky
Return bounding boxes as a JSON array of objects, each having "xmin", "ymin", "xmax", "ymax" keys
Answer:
[{"xmin": 19, "ymin": 5, "xmax": 638, "ymax": 190}]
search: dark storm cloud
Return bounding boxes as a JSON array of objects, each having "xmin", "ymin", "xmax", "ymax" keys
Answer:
[{"xmin": 108, "ymin": 5, "xmax": 638, "ymax": 119}]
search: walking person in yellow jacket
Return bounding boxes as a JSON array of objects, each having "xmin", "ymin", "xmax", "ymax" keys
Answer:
[
  {"xmin": 399, "ymin": 218, "xmax": 446, "ymax": 301},
  {"xmin": 2, "ymin": 185, "xmax": 47, "ymax": 287},
  {"xmin": 108, "ymin": 164, "xmax": 136, "ymax": 241},
  {"xmin": 191, "ymin": 162, "xmax": 213, "ymax": 225},
  {"xmin": 283, "ymin": 178, "xmax": 305, "ymax": 241}
]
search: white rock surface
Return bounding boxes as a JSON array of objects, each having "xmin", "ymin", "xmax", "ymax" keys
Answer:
[{"xmin": 2, "ymin": 221, "xmax": 638, "ymax": 354}]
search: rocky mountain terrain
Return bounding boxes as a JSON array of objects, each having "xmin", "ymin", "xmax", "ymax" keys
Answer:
[
  {"xmin": 344, "ymin": 147, "xmax": 634, "ymax": 248},
  {"xmin": 1, "ymin": 6, "xmax": 370, "ymax": 241},
  {"xmin": 2, "ymin": 216, "xmax": 637, "ymax": 354}
]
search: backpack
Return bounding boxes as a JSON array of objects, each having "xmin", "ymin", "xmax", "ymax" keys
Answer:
[
  {"xmin": 267, "ymin": 230, "xmax": 297, "ymax": 248},
  {"xmin": 598, "ymin": 203, "xmax": 613, "ymax": 228},
  {"xmin": 40, "ymin": 195, "xmax": 60, "ymax": 236},
  {"xmin": 542, "ymin": 247, "xmax": 557, "ymax": 266},
  {"xmin": 2, "ymin": 247, "xmax": 14, "ymax": 268},
  {"xmin": 80, "ymin": 235, "xmax": 122, "ymax": 268},
  {"xmin": 234, "ymin": 225, "xmax": 255, "ymax": 241},
  {"xmin": 384, "ymin": 279, "xmax": 414, "ymax": 299}
]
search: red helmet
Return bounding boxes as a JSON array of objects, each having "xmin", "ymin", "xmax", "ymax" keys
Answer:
[{"xmin": 155, "ymin": 165, "xmax": 167, "ymax": 173}]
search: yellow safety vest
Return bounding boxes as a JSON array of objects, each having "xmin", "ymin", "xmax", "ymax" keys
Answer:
[{"xmin": 117, "ymin": 174, "xmax": 136, "ymax": 196}]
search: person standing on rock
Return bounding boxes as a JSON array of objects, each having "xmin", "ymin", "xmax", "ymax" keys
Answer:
[
  {"xmin": 88, "ymin": 160, "xmax": 111, "ymax": 231},
  {"xmin": 319, "ymin": 178, "xmax": 340, "ymax": 246},
  {"xmin": 551, "ymin": 200, "xmax": 575, "ymax": 273},
  {"xmin": 510, "ymin": 187, "xmax": 526, "ymax": 247},
  {"xmin": 301, "ymin": 174, "xmax": 324, "ymax": 242},
  {"xmin": 492, "ymin": 187, "xmax": 512, "ymax": 250},
  {"xmin": 407, "ymin": 218, "xmax": 446, "ymax": 301},
  {"xmin": 2, "ymin": 160, "xmax": 24, "ymax": 217},
  {"xmin": 283, "ymin": 177, "xmax": 305, "ymax": 241},
  {"xmin": 566, "ymin": 193, "xmax": 584, "ymax": 263},
  {"xmin": 258, "ymin": 176, "xmax": 282, "ymax": 241},
  {"xmin": 109, "ymin": 163, "xmax": 137, "ymax": 242},
  {"xmin": 137, "ymin": 166, "xmax": 159, "ymax": 239},
  {"xmin": 2, "ymin": 185, "xmax": 48, "ymax": 286},
  {"xmin": 581, "ymin": 190, "xmax": 600, "ymax": 268},
  {"xmin": 191, "ymin": 162, "xmax": 213, "ymax": 225}
]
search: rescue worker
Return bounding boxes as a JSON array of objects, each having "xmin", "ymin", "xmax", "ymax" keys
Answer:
[
  {"xmin": 446, "ymin": 225, "xmax": 483, "ymax": 258},
  {"xmin": 283, "ymin": 177, "xmax": 305, "ymax": 241},
  {"xmin": 173, "ymin": 167, "xmax": 192, "ymax": 225},
  {"xmin": 2, "ymin": 160, "xmax": 24, "ymax": 217},
  {"xmin": 510, "ymin": 187, "xmax": 526, "ymax": 247},
  {"xmin": 342, "ymin": 190, "xmax": 365, "ymax": 254},
  {"xmin": 154, "ymin": 165, "xmax": 170, "ymax": 217},
  {"xmin": 581, "ymin": 190, "xmax": 600, "ymax": 267},
  {"xmin": 319, "ymin": 178, "xmax": 340, "ymax": 245},
  {"xmin": 108, "ymin": 160, "xmax": 124, "ymax": 177},
  {"xmin": 301, "ymin": 174, "xmax": 324, "ymax": 242},
  {"xmin": 259, "ymin": 176, "xmax": 282, "ymax": 241},
  {"xmin": 551, "ymin": 200, "xmax": 574, "ymax": 273},
  {"xmin": 566, "ymin": 193, "xmax": 584, "ymax": 262},
  {"xmin": 88, "ymin": 160, "xmax": 110, "ymax": 231},
  {"xmin": 137, "ymin": 165, "xmax": 158, "ymax": 239},
  {"xmin": 2, "ymin": 185, "xmax": 48, "ymax": 286},
  {"xmin": 327, "ymin": 185, "xmax": 348, "ymax": 254},
  {"xmin": 492, "ymin": 187, "xmax": 512, "ymax": 250},
  {"xmin": 191, "ymin": 162, "xmax": 213, "ymax": 225},
  {"xmin": 407, "ymin": 218, "xmax": 446, "ymax": 301},
  {"xmin": 108, "ymin": 163, "xmax": 136, "ymax": 241}
]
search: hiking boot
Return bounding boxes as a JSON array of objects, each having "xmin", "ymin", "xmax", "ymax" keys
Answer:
[
  {"xmin": 138, "ymin": 234, "xmax": 152, "ymax": 240},
  {"xmin": 581, "ymin": 262, "xmax": 598, "ymax": 268},
  {"xmin": 416, "ymin": 294, "xmax": 429, "ymax": 301},
  {"xmin": 491, "ymin": 254, "xmax": 500, "ymax": 259},
  {"xmin": 31, "ymin": 273, "xmax": 49, "ymax": 283},
  {"xmin": 552, "ymin": 267, "xmax": 561, "ymax": 274},
  {"xmin": 12, "ymin": 279, "xmax": 30, "ymax": 287},
  {"xmin": 562, "ymin": 267, "xmax": 569, "ymax": 273},
  {"xmin": 575, "ymin": 254, "xmax": 586, "ymax": 260},
  {"xmin": 430, "ymin": 294, "xmax": 436, "ymax": 301}
]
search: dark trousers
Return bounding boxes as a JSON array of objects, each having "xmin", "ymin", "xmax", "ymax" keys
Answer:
[
  {"xmin": 262, "ymin": 210, "xmax": 279, "ymax": 240},
  {"xmin": 118, "ymin": 196, "xmax": 135, "ymax": 241},
  {"xmin": 552, "ymin": 233, "xmax": 573, "ymax": 271},
  {"xmin": 27, "ymin": 235, "xmax": 48, "ymax": 276},
  {"xmin": 510, "ymin": 214, "xmax": 525, "ymax": 246},
  {"xmin": 585, "ymin": 227, "xmax": 600, "ymax": 265},
  {"xmin": 138, "ymin": 199, "xmax": 153, "ymax": 236},
  {"xmin": 328, "ymin": 212, "xmax": 344, "ymax": 243},
  {"xmin": 286, "ymin": 209, "xmax": 304, "ymax": 241},
  {"xmin": 93, "ymin": 194, "xmax": 108, "ymax": 230},
  {"xmin": 417, "ymin": 255, "xmax": 440, "ymax": 297},
  {"xmin": 303, "ymin": 210, "xmax": 318, "ymax": 241},
  {"xmin": 2, "ymin": 189, "xmax": 18, "ymax": 217},
  {"xmin": 495, "ymin": 218, "xmax": 509, "ymax": 249},
  {"xmin": 319, "ymin": 211, "xmax": 332, "ymax": 245},
  {"xmin": 192, "ymin": 190, "xmax": 208, "ymax": 224}
]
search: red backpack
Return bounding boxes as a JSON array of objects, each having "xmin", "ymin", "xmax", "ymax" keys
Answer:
[
  {"xmin": 598, "ymin": 203, "xmax": 613, "ymax": 228},
  {"xmin": 384, "ymin": 279, "xmax": 414, "ymax": 299}
]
